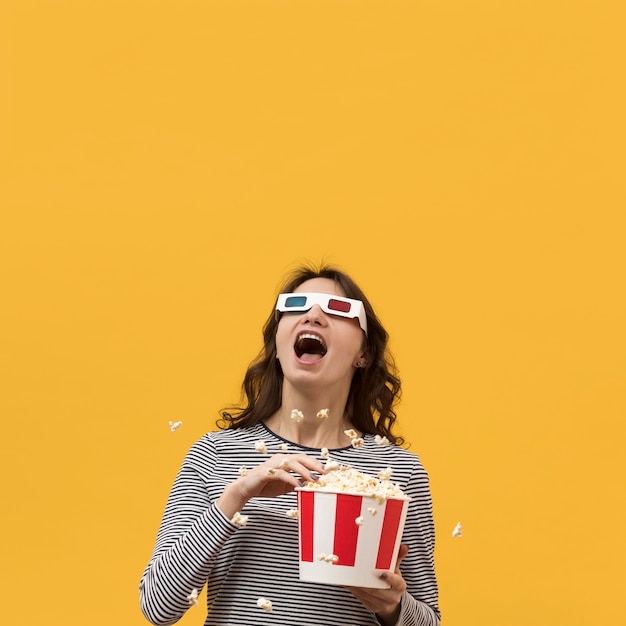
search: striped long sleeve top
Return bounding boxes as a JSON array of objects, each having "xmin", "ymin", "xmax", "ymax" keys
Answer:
[{"xmin": 139, "ymin": 423, "xmax": 440, "ymax": 626}]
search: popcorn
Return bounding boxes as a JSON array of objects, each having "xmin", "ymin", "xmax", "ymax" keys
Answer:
[
  {"xmin": 256, "ymin": 598, "xmax": 273, "ymax": 612},
  {"xmin": 304, "ymin": 465, "xmax": 407, "ymax": 503},
  {"xmin": 344, "ymin": 429, "xmax": 358, "ymax": 439},
  {"xmin": 320, "ymin": 448, "xmax": 330, "ymax": 459},
  {"xmin": 355, "ymin": 516, "xmax": 365, "ymax": 526},
  {"xmin": 324, "ymin": 459, "xmax": 340, "ymax": 472},
  {"xmin": 279, "ymin": 459, "xmax": 290, "ymax": 469},
  {"xmin": 267, "ymin": 468, "xmax": 277, "ymax": 475},
  {"xmin": 255, "ymin": 440, "xmax": 267, "ymax": 454},
  {"xmin": 377, "ymin": 467, "xmax": 393, "ymax": 481},
  {"xmin": 318, "ymin": 553, "xmax": 339, "ymax": 563},
  {"xmin": 231, "ymin": 512, "xmax": 249, "ymax": 527},
  {"xmin": 278, "ymin": 443, "xmax": 289, "ymax": 451},
  {"xmin": 367, "ymin": 507, "xmax": 378, "ymax": 515},
  {"xmin": 351, "ymin": 437, "xmax": 364, "ymax": 448},
  {"xmin": 452, "ymin": 522, "xmax": 463, "ymax": 538},
  {"xmin": 286, "ymin": 509, "xmax": 299, "ymax": 519},
  {"xmin": 316, "ymin": 408, "xmax": 330, "ymax": 419},
  {"xmin": 238, "ymin": 466, "xmax": 249, "ymax": 476},
  {"xmin": 291, "ymin": 409, "xmax": 305, "ymax": 423},
  {"xmin": 186, "ymin": 588, "xmax": 199, "ymax": 606},
  {"xmin": 375, "ymin": 435, "xmax": 390, "ymax": 446},
  {"xmin": 169, "ymin": 420, "xmax": 183, "ymax": 432}
]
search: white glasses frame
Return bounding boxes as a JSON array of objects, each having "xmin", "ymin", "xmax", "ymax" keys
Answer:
[{"xmin": 275, "ymin": 292, "xmax": 368, "ymax": 335}]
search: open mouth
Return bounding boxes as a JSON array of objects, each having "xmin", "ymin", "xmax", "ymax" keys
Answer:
[{"xmin": 294, "ymin": 332, "xmax": 327, "ymax": 360}]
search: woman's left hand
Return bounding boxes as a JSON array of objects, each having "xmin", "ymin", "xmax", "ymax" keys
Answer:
[{"xmin": 345, "ymin": 543, "xmax": 409, "ymax": 626}]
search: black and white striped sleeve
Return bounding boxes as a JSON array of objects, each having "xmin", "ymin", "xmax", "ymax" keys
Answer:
[
  {"xmin": 394, "ymin": 460, "xmax": 440, "ymax": 626},
  {"xmin": 139, "ymin": 437, "xmax": 236, "ymax": 625}
]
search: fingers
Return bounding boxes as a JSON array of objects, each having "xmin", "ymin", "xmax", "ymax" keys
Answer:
[
  {"xmin": 219, "ymin": 452, "xmax": 326, "ymax": 514},
  {"xmin": 345, "ymin": 578, "xmax": 404, "ymax": 616},
  {"xmin": 349, "ymin": 545, "xmax": 408, "ymax": 613},
  {"xmin": 261, "ymin": 453, "xmax": 325, "ymax": 483},
  {"xmin": 242, "ymin": 453, "xmax": 325, "ymax": 498},
  {"xmin": 378, "ymin": 570, "xmax": 406, "ymax": 594},
  {"xmin": 394, "ymin": 543, "xmax": 409, "ymax": 573}
]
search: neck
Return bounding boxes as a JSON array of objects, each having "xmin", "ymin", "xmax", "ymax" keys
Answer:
[{"xmin": 264, "ymin": 388, "xmax": 357, "ymax": 449}]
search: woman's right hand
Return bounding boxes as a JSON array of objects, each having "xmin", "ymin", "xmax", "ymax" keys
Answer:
[{"xmin": 216, "ymin": 453, "xmax": 325, "ymax": 519}]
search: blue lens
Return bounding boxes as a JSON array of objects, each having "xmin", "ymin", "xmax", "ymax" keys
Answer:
[{"xmin": 285, "ymin": 295, "xmax": 308, "ymax": 308}]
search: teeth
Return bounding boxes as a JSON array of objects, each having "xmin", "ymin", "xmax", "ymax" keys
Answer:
[{"xmin": 296, "ymin": 333, "xmax": 326, "ymax": 348}]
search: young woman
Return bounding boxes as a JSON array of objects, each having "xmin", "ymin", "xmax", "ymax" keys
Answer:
[{"xmin": 140, "ymin": 264, "xmax": 440, "ymax": 626}]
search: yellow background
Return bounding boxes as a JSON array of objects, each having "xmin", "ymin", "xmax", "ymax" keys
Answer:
[{"xmin": 1, "ymin": 1, "xmax": 624, "ymax": 624}]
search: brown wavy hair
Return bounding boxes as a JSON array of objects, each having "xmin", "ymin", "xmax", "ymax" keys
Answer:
[{"xmin": 217, "ymin": 263, "xmax": 404, "ymax": 445}]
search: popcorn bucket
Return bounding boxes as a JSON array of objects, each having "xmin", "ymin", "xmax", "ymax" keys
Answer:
[{"xmin": 296, "ymin": 488, "xmax": 410, "ymax": 588}]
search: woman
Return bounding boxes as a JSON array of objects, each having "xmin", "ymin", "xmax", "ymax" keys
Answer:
[{"xmin": 140, "ymin": 264, "xmax": 440, "ymax": 626}]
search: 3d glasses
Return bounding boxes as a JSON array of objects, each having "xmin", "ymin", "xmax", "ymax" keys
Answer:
[{"xmin": 275, "ymin": 292, "xmax": 368, "ymax": 335}]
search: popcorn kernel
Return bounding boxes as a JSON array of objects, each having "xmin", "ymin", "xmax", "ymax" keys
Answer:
[
  {"xmin": 291, "ymin": 409, "xmax": 304, "ymax": 423},
  {"xmin": 231, "ymin": 512, "xmax": 249, "ymax": 527},
  {"xmin": 257, "ymin": 598, "xmax": 273, "ymax": 612},
  {"xmin": 186, "ymin": 588, "xmax": 199, "ymax": 606}
]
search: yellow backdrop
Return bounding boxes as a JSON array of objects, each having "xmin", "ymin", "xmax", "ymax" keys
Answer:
[{"xmin": 1, "ymin": 1, "xmax": 624, "ymax": 625}]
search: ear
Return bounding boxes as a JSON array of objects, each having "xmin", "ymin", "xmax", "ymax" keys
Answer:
[{"xmin": 354, "ymin": 354, "xmax": 368, "ymax": 368}]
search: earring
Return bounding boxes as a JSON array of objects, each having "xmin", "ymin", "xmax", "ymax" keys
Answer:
[{"xmin": 356, "ymin": 361, "xmax": 362, "ymax": 368}]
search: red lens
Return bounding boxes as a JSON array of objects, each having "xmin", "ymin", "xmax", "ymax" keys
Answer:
[{"xmin": 328, "ymin": 298, "xmax": 351, "ymax": 313}]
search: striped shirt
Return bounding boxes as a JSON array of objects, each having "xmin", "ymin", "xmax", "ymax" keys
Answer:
[{"xmin": 140, "ymin": 423, "xmax": 440, "ymax": 626}]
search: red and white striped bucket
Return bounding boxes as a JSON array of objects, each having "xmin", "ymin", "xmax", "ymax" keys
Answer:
[{"xmin": 296, "ymin": 488, "xmax": 410, "ymax": 588}]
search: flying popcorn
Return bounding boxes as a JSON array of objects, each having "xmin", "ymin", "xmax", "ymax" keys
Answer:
[
  {"xmin": 291, "ymin": 409, "xmax": 304, "ymax": 423},
  {"xmin": 351, "ymin": 437, "xmax": 364, "ymax": 448},
  {"xmin": 256, "ymin": 598, "xmax": 273, "ymax": 612},
  {"xmin": 238, "ymin": 466, "xmax": 249, "ymax": 476},
  {"xmin": 186, "ymin": 588, "xmax": 199, "ymax": 606},
  {"xmin": 324, "ymin": 459, "xmax": 340, "ymax": 472},
  {"xmin": 255, "ymin": 440, "xmax": 267, "ymax": 454},
  {"xmin": 286, "ymin": 509, "xmax": 299, "ymax": 519},
  {"xmin": 279, "ymin": 459, "xmax": 290, "ymax": 469},
  {"xmin": 267, "ymin": 468, "xmax": 277, "ymax": 475},
  {"xmin": 375, "ymin": 435, "xmax": 390, "ymax": 446},
  {"xmin": 344, "ymin": 428, "xmax": 358, "ymax": 439},
  {"xmin": 452, "ymin": 522, "xmax": 463, "ymax": 538},
  {"xmin": 367, "ymin": 507, "xmax": 378, "ymax": 516},
  {"xmin": 278, "ymin": 443, "xmax": 289, "ymax": 451},
  {"xmin": 318, "ymin": 553, "xmax": 339, "ymax": 563},
  {"xmin": 355, "ymin": 516, "xmax": 365, "ymax": 526},
  {"xmin": 231, "ymin": 512, "xmax": 249, "ymax": 527},
  {"xmin": 320, "ymin": 448, "xmax": 330, "ymax": 459},
  {"xmin": 169, "ymin": 420, "xmax": 183, "ymax": 432},
  {"xmin": 316, "ymin": 408, "xmax": 330, "ymax": 419}
]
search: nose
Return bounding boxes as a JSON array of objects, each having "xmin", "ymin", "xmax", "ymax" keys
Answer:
[{"xmin": 302, "ymin": 304, "xmax": 327, "ymax": 328}]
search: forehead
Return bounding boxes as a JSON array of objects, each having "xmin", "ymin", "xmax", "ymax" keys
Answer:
[{"xmin": 293, "ymin": 277, "xmax": 346, "ymax": 297}]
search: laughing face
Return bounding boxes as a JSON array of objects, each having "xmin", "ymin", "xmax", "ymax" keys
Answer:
[{"xmin": 275, "ymin": 277, "xmax": 366, "ymax": 393}]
